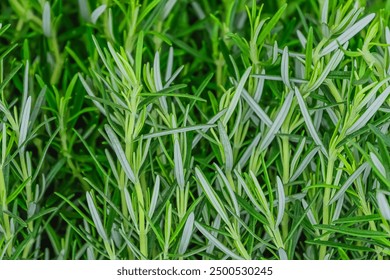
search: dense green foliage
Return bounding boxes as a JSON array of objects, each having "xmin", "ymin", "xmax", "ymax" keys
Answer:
[{"xmin": 0, "ymin": 0, "xmax": 390, "ymax": 260}]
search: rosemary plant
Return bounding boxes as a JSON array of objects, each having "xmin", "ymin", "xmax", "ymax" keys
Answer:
[{"xmin": 0, "ymin": 0, "xmax": 389, "ymax": 260}]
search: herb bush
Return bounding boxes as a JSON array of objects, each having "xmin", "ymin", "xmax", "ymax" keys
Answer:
[{"xmin": 0, "ymin": 0, "xmax": 390, "ymax": 260}]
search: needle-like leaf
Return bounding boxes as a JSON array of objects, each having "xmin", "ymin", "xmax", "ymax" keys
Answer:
[
  {"xmin": 42, "ymin": 2, "xmax": 51, "ymax": 37},
  {"xmin": 294, "ymin": 87, "xmax": 328, "ymax": 157},
  {"xmin": 104, "ymin": 125, "xmax": 136, "ymax": 184},
  {"xmin": 86, "ymin": 192, "xmax": 108, "ymax": 241},
  {"xmin": 320, "ymin": 13, "xmax": 375, "ymax": 56}
]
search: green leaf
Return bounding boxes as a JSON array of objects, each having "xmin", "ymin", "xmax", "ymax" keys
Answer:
[
  {"xmin": 294, "ymin": 87, "xmax": 328, "ymax": 157},
  {"xmin": 376, "ymin": 191, "xmax": 390, "ymax": 221},
  {"xmin": 91, "ymin": 5, "xmax": 107, "ymax": 24},
  {"xmin": 306, "ymin": 240, "xmax": 375, "ymax": 252},
  {"xmin": 223, "ymin": 67, "xmax": 252, "ymax": 125},
  {"xmin": 333, "ymin": 214, "xmax": 382, "ymax": 224},
  {"xmin": 195, "ymin": 222, "xmax": 244, "ymax": 260},
  {"xmin": 259, "ymin": 90, "xmax": 293, "ymax": 152},
  {"xmin": 86, "ymin": 192, "xmax": 108, "ymax": 241},
  {"xmin": 42, "ymin": 2, "xmax": 52, "ymax": 37},
  {"xmin": 178, "ymin": 212, "xmax": 194, "ymax": 255},
  {"xmin": 347, "ymin": 85, "xmax": 390, "ymax": 135},
  {"xmin": 281, "ymin": 47, "xmax": 291, "ymax": 89},
  {"xmin": 275, "ymin": 176, "xmax": 285, "ymax": 228},
  {"xmin": 329, "ymin": 162, "xmax": 369, "ymax": 205},
  {"xmin": 257, "ymin": 4, "xmax": 287, "ymax": 45},
  {"xmin": 320, "ymin": 13, "xmax": 375, "ymax": 56},
  {"xmin": 174, "ymin": 139, "xmax": 185, "ymax": 189},
  {"xmin": 235, "ymin": 194, "xmax": 268, "ymax": 225},
  {"xmin": 314, "ymin": 224, "xmax": 389, "ymax": 238},
  {"xmin": 218, "ymin": 122, "xmax": 233, "ymax": 172},
  {"xmin": 18, "ymin": 96, "xmax": 31, "ymax": 152},
  {"xmin": 195, "ymin": 167, "xmax": 230, "ymax": 226},
  {"xmin": 104, "ymin": 125, "xmax": 136, "ymax": 184},
  {"xmin": 369, "ymin": 124, "xmax": 390, "ymax": 147},
  {"xmin": 143, "ymin": 124, "xmax": 216, "ymax": 140}
]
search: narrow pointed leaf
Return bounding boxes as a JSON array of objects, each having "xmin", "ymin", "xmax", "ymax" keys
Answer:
[
  {"xmin": 218, "ymin": 122, "xmax": 233, "ymax": 172},
  {"xmin": 144, "ymin": 124, "xmax": 215, "ymax": 140},
  {"xmin": 104, "ymin": 125, "xmax": 136, "ymax": 184},
  {"xmin": 86, "ymin": 192, "xmax": 108, "ymax": 241},
  {"xmin": 275, "ymin": 176, "xmax": 285, "ymax": 228},
  {"xmin": 294, "ymin": 87, "xmax": 328, "ymax": 157},
  {"xmin": 259, "ymin": 90, "xmax": 293, "ymax": 152},
  {"xmin": 19, "ymin": 97, "xmax": 31, "ymax": 151},
  {"xmin": 195, "ymin": 167, "xmax": 230, "ymax": 226},
  {"xmin": 42, "ymin": 2, "xmax": 51, "ymax": 37},
  {"xmin": 178, "ymin": 212, "xmax": 194, "ymax": 255},
  {"xmin": 148, "ymin": 175, "xmax": 160, "ymax": 218},
  {"xmin": 174, "ymin": 139, "xmax": 185, "ymax": 189},
  {"xmin": 320, "ymin": 13, "xmax": 375, "ymax": 56},
  {"xmin": 91, "ymin": 5, "xmax": 106, "ymax": 24},
  {"xmin": 195, "ymin": 222, "xmax": 244, "ymax": 260},
  {"xmin": 376, "ymin": 191, "xmax": 390, "ymax": 221},
  {"xmin": 241, "ymin": 89, "xmax": 273, "ymax": 127},
  {"xmin": 347, "ymin": 86, "xmax": 390, "ymax": 135},
  {"xmin": 329, "ymin": 162, "xmax": 369, "ymax": 205},
  {"xmin": 290, "ymin": 147, "xmax": 320, "ymax": 182},
  {"xmin": 223, "ymin": 67, "xmax": 252, "ymax": 125},
  {"xmin": 370, "ymin": 153, "xmax": 386, "ymax": 178},
  {"xmin": 281, "ymin": 47, "xmax": 291, "ymax": 89}
]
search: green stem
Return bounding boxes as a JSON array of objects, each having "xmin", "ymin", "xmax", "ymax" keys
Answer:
[
  {"xmin": 356, "ymin": 180, "xmax": 383, "ymax": 260},
  {"xmin": 49, "ymin": 34, "xmax": 64, "ymax": 85},
  {"xmin": 234, "ymin": 238, "xmax": 251, "ymax": 259},
  {"xmin": 135, "ymin": 181, "xmax": 147, "ymax": 258},
  {"xmin": 20, "ymin": 153, "xmax": 34, "ymax": 232},
  {"xmin": 125, "ymin": 2, "xmax": 139, "ymax": 52},
  {"xmin": 177, "ymin": 187, "xmax": 188, "ymax": 221},
  {"xmin": 216, "ymin": 53, "xmax": 224, "ymax": 88},
  {"xmin": 319, "ymin": 153, "xmax": 336, "ymax": 259},
  {"xmin": 120, "ymin": 187, "xmax": 129, "ymax": 219},
  {"xmin": 0, "ymin": 167, "xmax": 12, "ymax": 256},
  {"xmin": 59, "ymin": 119, "xmax": 89, "ymax": 190}
]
